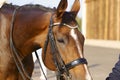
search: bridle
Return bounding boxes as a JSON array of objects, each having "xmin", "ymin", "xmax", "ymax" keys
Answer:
[
  {"xmin": 9, "ymin": 7, "xmax": 88, "ymax": 80},
  {"xmin": 43, "ymin": 15, "xmax": 88, "ymax": 80}
]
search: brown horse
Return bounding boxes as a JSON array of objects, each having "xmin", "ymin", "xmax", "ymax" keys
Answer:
[{"xmin": 0, "ymin": 0, "xmax": 92, "ymax": 80}]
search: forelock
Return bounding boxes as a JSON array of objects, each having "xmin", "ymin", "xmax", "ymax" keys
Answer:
[{"xmin": 61, "ymin": 12, "xmax": 77, "ymax": 24}]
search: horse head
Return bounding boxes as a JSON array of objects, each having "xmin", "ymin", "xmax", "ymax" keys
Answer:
[
  {"xmin": 42, "ymin": 0, "xmax": 93, "ymax": 80},
  {"xmin": 6, "ymin": 0, "xmax": 93, "ymax": 79}
]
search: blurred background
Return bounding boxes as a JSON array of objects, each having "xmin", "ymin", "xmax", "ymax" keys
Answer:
[{"xmin": 82, "ymin": 0, "xmax": 120, "ymax": 41}]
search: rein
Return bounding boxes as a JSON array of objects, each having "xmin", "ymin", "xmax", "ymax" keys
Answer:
[
  {"xmin": 43, "ymin": 16, "xmax": 88, "ymax": 80},
  {"xmin": 10, "ymin": 6, "xmax": 48, "ymax": 80},
  {"xmin": 10, "ymin": 7, "xmax": 33, "ymax": 80}
]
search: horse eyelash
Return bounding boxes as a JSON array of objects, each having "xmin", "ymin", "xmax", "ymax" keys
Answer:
[{"xmin": 57, "ymin": 39, "xmax": 65, "ymax": 44}]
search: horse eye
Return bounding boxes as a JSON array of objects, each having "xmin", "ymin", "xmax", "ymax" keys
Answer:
[{"xmin": 57, "ymin": 39, "xmax": 65, "ymax": 44}]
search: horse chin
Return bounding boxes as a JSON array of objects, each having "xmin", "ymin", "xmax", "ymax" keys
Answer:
[
  {"xmin": 69, "ymin": 65, "xmax": 92, "ymax": 80},
  {"xmin": 45, "ymin": 65, "xmax": 56, "ymax": 71}
]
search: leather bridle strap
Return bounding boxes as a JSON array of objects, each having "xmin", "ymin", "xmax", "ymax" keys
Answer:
[
  {"xmin": 49, "ymin": 17, "xmax": 70, "ymax": 76},
  {"xmin": 65, "ymin": 58, "xmax": 88, "ymax": 70},
  {"xmin": 34, "ymin": 51, "xmax": 48, "ymax": 80},
  {"xmin": 10, "ymin": 7, "xmax": 33, "ymax": 80}
]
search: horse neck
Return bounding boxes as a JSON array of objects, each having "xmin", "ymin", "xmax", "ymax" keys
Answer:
[
  {"xmin": 13, "ymin": 10, "xmax": 52, "ymax": 57},
  {"xmin": 0, "ymin": 5, "xmax": 16, "ymax": 49}
]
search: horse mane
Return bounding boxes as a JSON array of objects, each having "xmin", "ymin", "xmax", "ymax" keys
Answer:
[
  {"xmin": 2, "ymin": 3, "xmax": 54, "ymax": 12},
  {"xmin": 1, "ymin": 3, "xmax": 77, "ymax": 26},
  {"xmin": 21, "ymin": 4, "xmax": 54, "ymax": 12}
]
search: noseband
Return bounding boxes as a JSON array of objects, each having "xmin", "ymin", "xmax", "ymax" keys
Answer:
[{"xmin": 43, "ymin": 16, "xmax": 88, "ymax": 80}]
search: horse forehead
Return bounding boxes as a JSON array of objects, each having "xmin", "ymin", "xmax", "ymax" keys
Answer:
[{"xmin": 70, "ymin": 29, "xmax": 77, "ymax": 40}]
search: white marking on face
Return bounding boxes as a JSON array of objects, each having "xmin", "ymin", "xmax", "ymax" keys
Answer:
[
  {"xmin": 70, "ymin": 29, "xmax": 92, "ymax": 80},
  {"xmin": 84, "ymin": 64, "xmax": 92, "ymax": 80},
  {"xmin": 70, "ymin": 29, "xmax": 83, "ymax": 58}
]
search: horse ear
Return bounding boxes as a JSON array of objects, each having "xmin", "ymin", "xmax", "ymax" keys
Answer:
[
  {"xmin": 71, "ymin": 0, "xmax": 80, "ymax": 17},
  {"xmin": 56, "ymin": 0, "xmax": 68, "ymax": 18}
]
